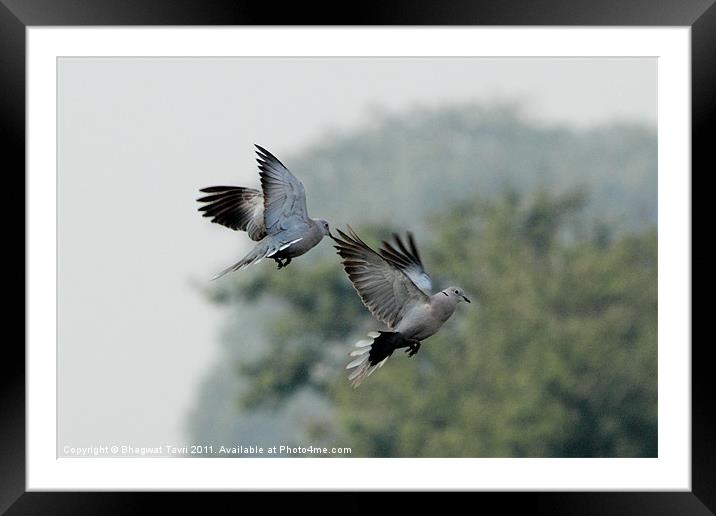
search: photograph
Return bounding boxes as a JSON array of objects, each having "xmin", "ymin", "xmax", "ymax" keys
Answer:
[
  {"xmin": 5, "ymin": 2, "xmax": 706, "ymax": 507},
  {"xmin": 56, "ymin": 56, "xmax": 658, "ymax": 459}
]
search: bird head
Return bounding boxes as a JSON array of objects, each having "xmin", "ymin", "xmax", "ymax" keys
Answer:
[
  {"xmin": 444, "ymin": 286, "xmax": 471, "ymax": 304},
  {"xmin": 315, "ymin": 218, "xmax": 331, "ymax": 237}
]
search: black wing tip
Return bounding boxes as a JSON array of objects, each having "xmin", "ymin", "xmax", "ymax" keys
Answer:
[
  {"xmin": 197, "ymin": 186, "xmax": 260, "ymax": 202},
  {"xmin": 333, "ymin": 227, "xmax": 366, "ymax": 256},
  {"xmin": 335, "ymin": 227, "xmax": 352, "ymax": 242},
  {"xmin": 196, "ymin": 193, "xmax": 225, "ymax": 203},
  {"xmin": 254, "ymin": 144, "xmax": 271, "ymax": 162},
  {"xmin": 340, "ymin": 225, "xmax": 365, "ymax": 245},
  {"xmin": 390, "ymin": 229, "xmax": 422, "ymax": 265},
  {"xmin": 406, "ymin": 231, "xmax": 422, "ymax": 262},
  {"xmin": 346, "ymin": 225, "xmax": 365, "ymax": 242},
  {"xmin": 254, "ymin": 144, "xmax": 286, "ymax": 166},
  {"xmin": 199, "ymin": 186, "xmax": 229, "ymax": 194},
  {"xmin": 392, "ymin": 231, "xmax": 412, "ymax": 244},
  {"xmin": 200, "ymin": 185, "xmax": 235, "ymax": 190}
]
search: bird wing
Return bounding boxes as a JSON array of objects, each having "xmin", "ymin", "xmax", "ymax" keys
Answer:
[
  {"xmin": 197, "ymin": 186, "xmax": 267, "ymax": 241},
  {"xmin": 255, "ymin": 144, "xmax": 310, "ymax": 234},
  {"xmin": 333, "ymin": 226, "xmax": 430, "ymax": 328},
  {"xmin": 379, "ymin": 232, "xmax": 433, "ymax": 295}
]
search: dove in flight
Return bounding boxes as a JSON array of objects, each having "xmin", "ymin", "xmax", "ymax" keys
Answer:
[
  {"xmin": 197, "ymin": 145, "xmax": 331, "ymax": 279},
  {"xmin": 332, "ymin": 227, "xmax": 470, "ymax": 387}
]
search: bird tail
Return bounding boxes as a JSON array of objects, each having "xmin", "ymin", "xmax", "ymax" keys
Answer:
[
  {"xmin": 346, "ymin": 331, "xmax": 406, "ymax": 388},
  {"xmin": 211, "ymin": 239, "xmax": 272, "ymax": 280},
  {"xmin": 197, "ymin": 186, "xmax": 266, "ymax": 241}
]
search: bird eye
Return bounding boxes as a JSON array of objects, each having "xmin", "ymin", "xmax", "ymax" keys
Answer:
[{"xmin": 454, "ymin": 290, "xmax": 459, "ymax": 294}]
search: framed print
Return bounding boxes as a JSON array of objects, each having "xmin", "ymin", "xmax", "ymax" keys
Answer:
[{"xmin": 4, "ymin": 0, "xmax": 710, "ymax": 512}]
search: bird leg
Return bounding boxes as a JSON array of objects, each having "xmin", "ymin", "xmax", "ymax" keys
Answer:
[
  {"xmin": 405, "ymin": 340, "xmax": 421, "ymax": 357},
  {"xmin": 273, "ymin": 256, "xmax": 292, "ymax": 269}
]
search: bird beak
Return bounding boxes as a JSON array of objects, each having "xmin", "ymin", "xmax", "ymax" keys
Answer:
[{"xmin": 462, "ymin": 295, "xmax": 471, "ymax": 303}]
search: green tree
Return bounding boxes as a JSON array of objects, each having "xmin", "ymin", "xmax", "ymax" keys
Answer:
[
  {"xmin": 188, "ymin": 104, "xmax": 657, "ymax": 457},
  {"xmin": 333, "ymin": 192, "xmax": 656, "ymax": 457},
  {"xmin": 209, "ymin": 191, "xmax": 657, "ymax": 457}
]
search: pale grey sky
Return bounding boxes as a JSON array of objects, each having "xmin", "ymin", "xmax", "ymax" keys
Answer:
[{"xmin": 57, "ymin": 57, "xmax": 656, "ymax": 453}]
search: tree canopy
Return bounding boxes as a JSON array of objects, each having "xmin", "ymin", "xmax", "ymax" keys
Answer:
[{"xmin": 188, "ymin": 104, "xmax": 657, "ymax": 458}]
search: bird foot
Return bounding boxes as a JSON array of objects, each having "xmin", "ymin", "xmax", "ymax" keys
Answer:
[
  {"xmin": 274, "ymin": 257, "xmax": 291, "ymax": 270},
  {"xmin": 405, "ymin": 341, "xmax": 421, "ymax": 357}
]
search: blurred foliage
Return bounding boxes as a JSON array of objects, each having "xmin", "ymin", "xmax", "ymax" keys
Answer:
[
  {"xmin": 211, "ymin": 191, "xmax": 657, "ymax": 457},
  {"xmin": 291, "ymin": 104, "xmax": 656, "ymax": 231},
  {"xmin": 191, "ymin": 104, "xmax": 657, "ymax": 457},
  {"xmin": 334, "ymin": 192, "xmax": 657, "ymax": 457}
]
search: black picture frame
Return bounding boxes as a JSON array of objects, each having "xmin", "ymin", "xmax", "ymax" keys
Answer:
[{"xmin": 3, "ymin": 0, "xmax": 709, "ymax": 512}]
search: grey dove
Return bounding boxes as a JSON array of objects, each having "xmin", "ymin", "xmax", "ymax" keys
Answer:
[
  {"xmin": 197, "ymin": 145, "xmax": 331, "ymax": 279},
  {"xmin": 332, "ymin": 227, "xmax": 470, "ymax": 387}
]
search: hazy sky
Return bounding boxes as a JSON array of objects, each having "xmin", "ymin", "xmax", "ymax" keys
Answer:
[{"xmin": 57, "ymin": 57, "xmax": 656, "ymax": 452}]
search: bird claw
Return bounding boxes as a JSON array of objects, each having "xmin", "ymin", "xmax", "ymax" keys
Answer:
[
  {"xmin": 274, "ymin": 257, "xmax": 291, "ymax": 270},
  {"xmin": 405, "ymin": 342, "xmax": 421, "ymax": 357}
]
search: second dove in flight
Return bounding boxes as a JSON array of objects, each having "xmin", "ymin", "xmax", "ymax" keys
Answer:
[{"xmin": 332, "ymin": 227, "xmax": 471, "ymax": 387}]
